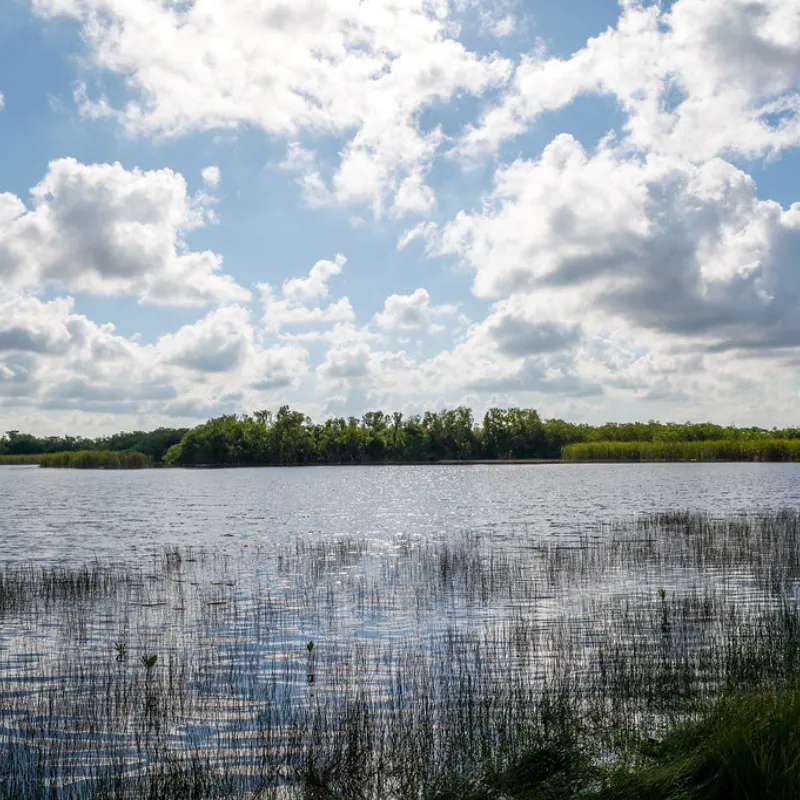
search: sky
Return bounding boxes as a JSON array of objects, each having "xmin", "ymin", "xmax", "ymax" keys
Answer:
[{"xmin": 0, "ymin": 0, "xmax": 799, "ymax": 436}]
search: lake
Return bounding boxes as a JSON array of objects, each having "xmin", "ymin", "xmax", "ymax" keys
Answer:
[
  {"xmin": 1, "ymin": 463, "xmax": 800, "ymax": 797},
  {"xmin": 2, "ymin": 462, "xmax": 800, "ymax": 562}
]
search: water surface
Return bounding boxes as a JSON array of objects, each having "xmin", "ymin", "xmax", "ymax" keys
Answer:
[{"xmin": 2, "ymin": 463, "xmax": 798, "ymax": 562}]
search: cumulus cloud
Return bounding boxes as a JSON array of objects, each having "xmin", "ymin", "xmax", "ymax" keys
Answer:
[
  {"xmin": 0, "ymin": 291, "xmax": 165, "ymax": 414},
  {"xmin": 259, "ymin": 254, "xmax": 355, "ymax": 333},
  {"xmin": 157, "ymin": 306, "xmax": 252, "ymax": 373},
  {"xmin": 458, "ymin": 0, "xmax": 800, "ymax": 161},
  {"xmin": 155, "ymin": 305, "xmax": 310, "ymax": 391},
  {"xmin": 0, "ymin": 158, "xmax": 249, "ymax": 306},
  {"xmin": 0, "ymin": 292, "xmax": 310, "ymax": 422},
  {"xmin": 374, "ymin": 288, "xmax": 458, "ymax": 330},
  {"xmin": 35, "ymin": 0, "xmax": 512, "ymax": 215},
  {"xmin": 201, "ymin": 165, "xmax": 221, "ymax": 187},
  {"xmin": 8, "ymin": 0, "xmax": 800, "ymax": 428},
  {"xmin": 318, "ymin": 343, "xmax": 372, "ymax": 382},
  {"xmin": 434, "ymin": 135, "xmax": 800, "ymax": 352},
  {"xmin": 0, "ymin": 294, "xmax": 75, "ymax": 355}
]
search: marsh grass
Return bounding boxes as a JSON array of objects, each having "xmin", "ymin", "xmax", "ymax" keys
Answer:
[
  {"xmin": 38, "ymin": 450, "xmax": 151, "ymax": 469},
  {"xmin": 1, "ymin": 511, "xmax": 800, "ymax": 797},
  {"xmin": 0, "ymin": 455, "xmax": 41, "ymax": 465},
  {"xmin": 562, "ymin": 439, "xmax": 800, "ymax": 462}
]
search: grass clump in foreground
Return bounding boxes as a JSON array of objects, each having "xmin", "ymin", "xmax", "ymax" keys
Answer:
[
  {"xmin": 606, "ymin": 685, "xmax": 800, "ymax": 800},
  {"xmin": 38, "ymin": 449, "xmax": 151, "ymax": 469},
  {"xmin": 436, "ymin": 684, "xmax": 800, "ymax": 800}
]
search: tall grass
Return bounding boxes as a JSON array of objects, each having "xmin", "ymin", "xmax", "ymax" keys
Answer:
[
  {"xmin": 0, "ymin": 511, "xmax": 800, "ymax": 796},
  {"xmin": 562, "ymin": 438, "xmax": 800, "ymax": 462},
  {"xmin": 38, "ymin": 449, "xmax": 151, "ymax": 469},
  {"xmin": 0, "ymin": 454, "xmax": 41, "ymax": 465},
  {"xmin": 588, "ymin": 682, "xmax": 800, "ymax": 800}
]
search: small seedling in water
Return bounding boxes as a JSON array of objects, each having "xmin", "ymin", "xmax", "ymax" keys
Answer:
[
  {"xmin": 658, "ymin": 587, "xmax": 666, "ymax": 601},
  {"xmin": 140, "ymin": 653, "xmax": 158, "ymax": 671},
  {"xmin": 306, "ymin": 640, "xmax": 316, "ymax": 684},
  {"xmin": 114, "ymin": 642, "xmax": 128, "ymax": 661}
]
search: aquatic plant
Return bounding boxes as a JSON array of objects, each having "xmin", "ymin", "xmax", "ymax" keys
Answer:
[
  {"xmin": 562, "ymin": 439, "xmax": 800, "ymax": 462},
  {"xmin": 0, "ymin": 512, "xmax": 797, "ymax": 796},
  {"xmin": 0, "ymin": 454, "xmax": 41, "ymax": 465},
  {"xmin": 39, "ymin": 449, "xmax": 151, "ymax": 469}
]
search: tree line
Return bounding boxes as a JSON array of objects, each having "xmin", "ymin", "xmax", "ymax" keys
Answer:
[
  {"xmin": 0, "ymin": 428, "xmax": 188, "ymax": 464},
  {"xmin": 161, "ymin": 407, "xmax": 800, "ymax": 466},
  {"xmin": 4, "ymin": 409, "xmax": 799, "ymax": 467}
]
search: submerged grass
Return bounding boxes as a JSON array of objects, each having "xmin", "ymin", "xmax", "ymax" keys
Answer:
[{"xmin": 1, "ymin": 511, "xmax": 800, "ymax": 796}]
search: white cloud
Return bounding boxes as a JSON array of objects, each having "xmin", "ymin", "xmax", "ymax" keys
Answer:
[
  {"xmin": 7, "ymin": 0, "xmax": 800, "ymax": 429},
  {"xmin": 35, "ymin": 0, "xmax": 512, "ymax": 215},
  {"xmin": 374, "ymin": 288, "xmax": 458, "ymax": 330},
  {"xmin": 0, "ymin": 291, "xmax": 169, "ymax": 415},
  {"xmin": 0, "ymin": 91, "xmax": 5, "ymax": 111},
  {"xmin": 391, "ymin": 171, "xmax": 436, "ymax": 217},
  {"xmin": 157, "ymin": 306, "xmax": 252, "ymax": 373},
  {"xmin": 397, "ymin": 221, "xmax": 438, "ymax": 251},
  {"xmin": 458, "ymin": 0, "xmax": 800, "ymax": 161},
  {"xmin": 277, "ymin": 143, "xmax": 317, "ymax": 174},
  {"xmin": 155, "ymin": 305, "xmax": 309, "ymax": 389},
  {"xmin": 318, "ymin": 343, "xmax": 372, "ymax": 382},
  {"xmin": 282, "ymin": 254, "xmax": 346, "ymax": 303},
  {"xmin": 259, "ymin": 254, "xmax": 355, "ymax": 333},
  {"xmin": 0, "ymin": 293, "xmax": 309, "ymax": 422},
  {"xmin": 0, "ymin": 158, "xmax": 249, "ymax": 306},
  {"xmin": 482, "ymin": 14, "xmax": 516, "ymax": 38},
  {"xmin": 436, "ymin": 135, "xmax": 800, "ymax": 353},
  {"xmin": 0, "ymin": 294, "xmax": 76, "ymax": 355},
  {"xmin": 201, "ymin": 165, "xmax": 221, "ymax": 187}
]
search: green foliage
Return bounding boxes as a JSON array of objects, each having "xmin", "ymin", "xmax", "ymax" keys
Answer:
[
  {"xmin": 0, "ymin": 427, "xmax": 187, "ymax": 462},
  {"xmin": 39, "ymin": 450, "xmax": 151, "ymax": 469},
  {"xmin": 163, "ymin": 408, "xmax": 800, "ymax": 466},
  {"xmin": 6, "ymin": 412, "xmax": 800, "ymax": 468},
  {"xmin": 601, "ymin": 684, "xmax": 800, "ymax": 800},
  {"xmin": 140, "ymin": 653, "xmax": 158, "ymax": 671},
  {"xmin": 562, "ymin": 439, "xmax": 800, "ymax": 462},
  {"xmin": 429, "ymin": 683, "xmax": 800, "ymax": 800},
  {"xmin": 164, "ymin": 405, "xmax": 488, "ymax": 466},
  {"xmin": 90, "ymin": 428, "xmax": 188, "ymax": 463}
]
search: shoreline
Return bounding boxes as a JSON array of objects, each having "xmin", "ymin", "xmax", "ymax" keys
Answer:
[
  {"xmin": 175, "ymin": 457, "xmax": 797, "ymax": 468},
  {"xmin": 5, "ymin": 458, "xmax": 800, "ymax": 469}
]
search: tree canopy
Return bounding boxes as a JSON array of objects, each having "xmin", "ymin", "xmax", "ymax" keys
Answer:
[{"xmin": 4, "ymin": 410, "xmax": 799, "ymax": 467}]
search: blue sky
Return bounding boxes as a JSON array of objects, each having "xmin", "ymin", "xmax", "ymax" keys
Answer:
[{"xmin": 1, "ymin": 0, "xmax": 799, "ymax": 435}]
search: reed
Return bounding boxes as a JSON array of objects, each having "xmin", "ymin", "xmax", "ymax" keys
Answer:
[
  {"xmin": 0, "ymin": 511, "xmax": 798, "ymax": 797},
  {"xmin": 562, "ymin": 438, "xmax": 800, "ymax": 462},
  {"xmin": 38, "ymin": 449, "xmax": 151, "ymax": 469},
  {"xmin": 0, "ymin": 454, "xmax": 41, "ymax": 465}
]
